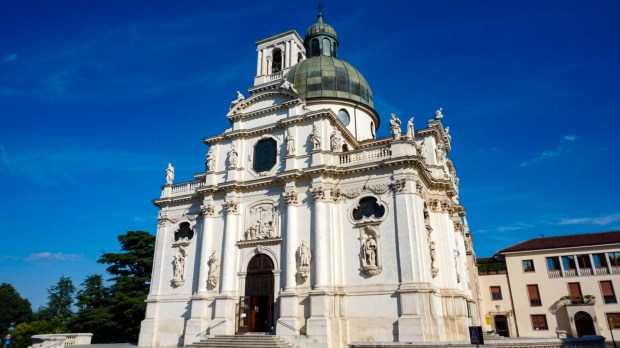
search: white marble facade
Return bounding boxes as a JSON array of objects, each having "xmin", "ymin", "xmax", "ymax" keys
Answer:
[{"xmin": 139, "ymin": 14, "xmax": 479, "ymax": 348}]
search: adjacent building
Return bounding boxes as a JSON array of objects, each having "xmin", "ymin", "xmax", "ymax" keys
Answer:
[
  {"xmin": 478, "ymin": 231, "xmax": 620, "ymax": 341},
  {"xmin": 138, "ymin": 11, "xmax": 479, "ymax": 348}
]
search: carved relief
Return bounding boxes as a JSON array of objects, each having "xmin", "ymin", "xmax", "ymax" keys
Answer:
[
  {"xmin": 331, "ymin": 188, "xmax": 342, "ymax": 202},
  {"xmin": 310, "ymin": 187, "xmax": 326, "ymax": 201},
  {"xmin": 245, "ymin": 202, "xmax": 278, "ymax": 240},
  {"xmin": 359, "ymin": 228, "xmax": 382, "ymax": 276},
  {"xmin": 297, "ymin": 240, "xmax": 311, "ymax": 281},
  {"xmin": 366, "ymin": 183, "xmax": 391, "ymax": 195},
  {"xmin": 390, "ymin": 179, "xmax": 407, "ymax": 193},
  {"xmin": 171, "ymin": 246, "xmax": 187, "ymax": 287},
  {"xmin": 223, "ymin": 200, "xmax": 239, "ymax": 214},
  {"xmin": 283, "ymin": 191, "xmax": 298, "ymax": 205},
  {"xmin": 201, "ymin": 204, "xmax": 215, "ymax": 217},
  {"xmin": 341, "ymin": 187, "xmax": 362, "ymax": 199},
  {"xmin": 207, "ymin": 250, "xmax": 220, "ymax": 289}
]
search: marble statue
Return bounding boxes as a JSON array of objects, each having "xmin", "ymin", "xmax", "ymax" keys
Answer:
[
  {"xmin": 207, "ymin": 250, "xmax": 220, "ymax": 288},
  {"xmin": 311, "ymin": 124, "xmax": 321, "ymax": 150},
  {"xmin": 230, "ymin": 90, "xmax": 245, "ymax": 109},
  {"xmin": 389, "ymin": 114, "xmax": 401, "ymax": 140},
  {"xmin": 330, "ymin": 127, "xmax": 343, "ymax": 152},
  {"xmin": 298, "ymin": 240, "xmax": 311, "ymax": 267},
  {"xmin": 406, "ymin": 117, "xmax": 414, "ymax": 139},
  {"xmin": 206, "ymin": 147, "xmax": 215, "ymax": 172},
  {"xmin": 363, "ymin": 235, "xmax": 377, "ymax": 267},
  {"xmin": 286, "ymin": 130, "xmax": 296, "ymax": 155},
  {"xmin": 435, "ymin": 107, "xmax": 443, "ymax": 119},
  {"xmin": 229, "ymin": 144, "xmax": 238, "ymax": 168},
  {"xmin": 280, "ymin": 78, "xmax": 298, "ymax": 94},
  {"xmin": 165, "ymin": 163, "xmax": 174, "ymax": 185}
]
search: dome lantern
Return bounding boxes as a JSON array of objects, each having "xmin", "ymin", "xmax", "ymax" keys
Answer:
[{"xmin": 304, "ymin": 5, "xmax": 338, "ymax": 58}]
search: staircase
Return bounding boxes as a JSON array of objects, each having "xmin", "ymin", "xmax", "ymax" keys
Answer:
[{"xmin": 190, "ymin": 334, "xmax": 293, "ymax": 348}]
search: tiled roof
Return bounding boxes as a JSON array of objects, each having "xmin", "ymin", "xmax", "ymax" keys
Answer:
[{"xmin": 499, "ymin": 230, "xmax": 620, "ymax": 253}]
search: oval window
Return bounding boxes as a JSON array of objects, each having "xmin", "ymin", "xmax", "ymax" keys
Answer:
[{"xmin": 338, "ymin": 109, "xmax": 350, "ymax": 126}]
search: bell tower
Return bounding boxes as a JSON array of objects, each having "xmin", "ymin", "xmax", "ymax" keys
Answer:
[{"xmin": 254, "ymin": 30, "xmax": 305, "ymax": 86}]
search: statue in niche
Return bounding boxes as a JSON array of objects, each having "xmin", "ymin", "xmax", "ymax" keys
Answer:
[
  {"xmin": 207, "ymin": 250, "xmax": 220, "ymax": 288},
  {"xmin": 435, "ymin": 107, "xmax": 444, "ymax": 119},
  {"xmin": 245, "ymin": 203, "xmax": 277, "ymax": 240},
  {"xmin": 297, "ymin": 240, "xmax": 311, "ymax": 280},
  {"xmin": 389, "ymin": 114, "xmax": 401, "ymax": 140},
  {"xmin": 420, "ymin": 140, "xmax": 428, "ymax": 160},
  {"xmin": 311, "ymin": 124, "xmax": 321, "ymax": 150},
  {"xmin": 171, "ymin": 246, "xmax": 186, "ymax": 287},
  {"xmin": 206, "ymin": 147, "xmax": 215, "ymax": 172},
  {"xmin": 230, "ymin": 90, "xmax": 244, "ymax": 109},
  {"xmin": 165, "ymin": 163, "xmax": 174, "ymax": 185},
  {"xmin": 298, "ymin": 240, "xmax": 311, "ymax": 267},
  {"xmin": 330, "ymin": 127, "xmax": 343, "ymax": 152},
  {"xmin": 406, "ymin": 117, "xmax": 414, "ymax": 139},
  {"xmin": 363, "ymin": 235, "xmax": 377, "ymax": 267},
  {"xmin": 228, "ymin": 144, "xmax": 238, "ymax": 168},
  {"xmin": 286, "ymin": 130, "xmax": 295, "ymax": 156},
  {"xmin": 429, "ymin": 241, "xmax": 436, "ymax": 268}
]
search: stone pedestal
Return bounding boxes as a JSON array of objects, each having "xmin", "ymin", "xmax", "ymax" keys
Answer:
[
  {"xmin": 210, "ymin": 296, "xmax": 237, "ymax": 335},
  {"xmin": 276, "ymin": 292, "xmax": 300, "ymax": 339},
  {"xmin": 183, "ymin": 295, "xmax": 213, "ymax": 345},
  {"xmin": 306, "ymin": 290, "xmax": 336, "ymax": 348}
]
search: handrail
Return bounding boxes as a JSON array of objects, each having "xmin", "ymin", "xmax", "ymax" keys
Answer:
[{"xmin": 276, "ymin": 320, "xmax": 306, "ymax": 336}]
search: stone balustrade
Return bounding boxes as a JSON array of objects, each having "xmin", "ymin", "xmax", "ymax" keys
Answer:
[
  {"xmin": 350, "ymin": 335, "xmax": 606, "ymax": 347},
  {"xmin": 31, "ymin": 333, "xmax": 93, "ymax": 348},
  {"xmin": 339, "ymin": 145, "xmax": 391, "ymax": 164}
]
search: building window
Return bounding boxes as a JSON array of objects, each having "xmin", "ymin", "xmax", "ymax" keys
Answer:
[
  {"xmin": 272, "ymin": 48, "xmax": 282, "ymax": 73},
  {"xmin": 527, "ymin": 284, "xmax": 542, "ymax": 307},
  {"xmin": 609, "ymin": 251, "xmax": 620, "ymax": 267},
  {"xmin": 568, "ymin": 282, "xmax": 583, "ymax": 304},
  {"xmin": 593, "ymin": 253, "xmax": 608, "ymax": 268},
  {"xmin": 562, "ymin": 255, "xmax": 576, "ymax": 269},
  {"xmin": 490, "ymin": 286, "xmax": 502, "ymax": 300},
  {"xmin": 531, "ymin": 315, "xmax": 548, "ymax": 330},
  {"xmin": 174, "ymin": 222, "xmax": 194, "ymax": 242},
  {"xmin": 338, "ymin": 109, "xmax": 350, "ymax": 125},
  {"xmin": 607, "ymin": 313, "xmax": 620, "ymax": 329},
  {"xmin": 577, "ymin": 254, "xmax": 592, "ymax": 270},
  {"xmin": 322, "ymin": 38, "xmax": 331, "ymax": 56},
  {"xmin": 352, "ymin": 197, "xmax": 385, "ymax": 221},
  {"xmin": 546, "ymin": 256, "xmax": 562, "ymax": 277},
  {"xmin": 522, "ymin": 260, "xmax": 535, "ymax": 272},
  {"xmin": 600, "ymin": 281, "xmax": 617, "ymax": 304},
  {"xmin": 253, "ymin": 138, "xmax": 277, "ymax": 173},
  {"xmin": 311, "ymin": 39, "xmax": 319, "ymax": 57}
]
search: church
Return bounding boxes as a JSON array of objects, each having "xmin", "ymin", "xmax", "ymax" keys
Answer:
[{"xmin": 138, "ymin": 10, "xmax": 480, "ymax": 348}]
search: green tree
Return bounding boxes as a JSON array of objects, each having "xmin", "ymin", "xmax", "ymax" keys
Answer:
[
  {"xmin": 0, "ymin": 283, "xmax": 33, "ymax": 335},
  {"xmin": 98, "ymin": 231, "xmax": 155, "ymax": 343},
  {"xmin": 38, "ymin": 276, "xmax": 76, "ymax": 322},
  {"xmin": 12, "ymin": 317, "xmax": 66, "ymax": 348},
  {"xmin": 69, "ymin": 275, "xmax": 115, "ymax": 343}
]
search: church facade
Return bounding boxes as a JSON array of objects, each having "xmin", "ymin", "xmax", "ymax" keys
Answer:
[{"xmin": 138, "ymin": 12, "xmax": 480, "ymax": 348}]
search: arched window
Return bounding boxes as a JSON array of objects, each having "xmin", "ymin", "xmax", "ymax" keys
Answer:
[
  {"xmin": 311, "ymin": 39, "xmax": 319, "ymax": 57},
  {"xmin": 322, "ymin": 38, "xmax": 331, "ymax": 56},
  {"xmin": 272, "ymin": 49, "xmax": 282, "ymax": 73},
  {"xmin": 253, "ymin": 138, "xmax": 277, "ymax": 172},
  {"xmin": 370, "ymin": 121, "xmax": 376, "ymax": 138},
  {"xmin": 297, "ymin": 52, "xmax": 303, "ymax": 62},
  {"xmin": 342, "ymin": 144, "xmax": 349, "ymax": 152},
  {"xmin": 353, "ymin": 197, "xmax": 386, "ymax": 221},
  {"xmin": 174, "ymin": 222, "xmax": 194, "ymax": 242}
]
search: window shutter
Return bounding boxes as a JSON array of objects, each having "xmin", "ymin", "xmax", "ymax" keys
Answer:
[{"xmin": 601, "ymin": 281, "xmax": 614, "ymax": 296}]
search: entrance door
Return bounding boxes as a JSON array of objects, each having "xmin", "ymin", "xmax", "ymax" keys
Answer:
[
  {"xmin": 494, "ymin": 315, "xmax": 509, "ymax": 337},
  {"xmin": 575, "ymin": 311, "xmax": 596, "ymax": 337},
  {"xmin": 244, "ymin": 254, "xmax": 274, "ymax": 333}
]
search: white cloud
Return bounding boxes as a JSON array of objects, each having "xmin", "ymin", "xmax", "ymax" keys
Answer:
[
  {"xmin": 28, "ymin": 252, "xmax": 80, "ymax": 261},
  {"xmin": 556, "ymin": 213, "xmax": 620, "ymax": 226},
  {"xmin": 3, "ymin": 54, "xmax": 17, "ymax": 62},
  {"xmin": 562, "ymin": 134, "xmax": 577, "ymax": 142}
]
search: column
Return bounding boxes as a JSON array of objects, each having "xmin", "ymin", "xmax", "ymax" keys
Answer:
[
  {"xmin": 284, "ymin": 192, "xmax": 298, "ymax": 290},
  {"xmin": 311, "ymin": 187, "xmax": 330, "ymax": 288},
  {"xmin": 220, "ymin": 199, "xmax": 239, "ymax": 293},
  {"xmin": 285, "ymin": 40, "xmax": 291, "ymax": 69},
  {"xmin": 256, "ymin": 49, "xmax": 262, "ymax": 76},
  {"xmin": 183, "ymin": 202, "xmax": 215, "ymax": 345}
]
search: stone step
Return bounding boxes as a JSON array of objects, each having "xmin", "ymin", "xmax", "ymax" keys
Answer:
[{"xmin": 189, "ymin": 334, "xmax": 293, "ymax": 348}]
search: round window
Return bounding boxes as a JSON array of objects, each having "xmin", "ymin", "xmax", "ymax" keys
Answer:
[{"xmin": 338, "ymin": 109, "xmax": 350, "ymax": 125}]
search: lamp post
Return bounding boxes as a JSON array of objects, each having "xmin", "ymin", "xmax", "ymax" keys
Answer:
[{"xmin": 609, "ymin": 316, "xmax": 617, "ymax": 348}]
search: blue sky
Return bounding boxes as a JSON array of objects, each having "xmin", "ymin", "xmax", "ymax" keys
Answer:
[{"xmin": 1, "ymin": 1, "xmax": 619, "ymax": 309}]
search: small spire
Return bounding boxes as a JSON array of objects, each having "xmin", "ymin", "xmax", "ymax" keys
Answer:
[{"xmin": 317, "ymin": 2, "xmax": 324, "ymax": 22}]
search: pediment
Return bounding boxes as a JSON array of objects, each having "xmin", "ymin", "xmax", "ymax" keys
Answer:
[{"xmin": 227, "ymin": 89, "xmax": 298, "ymax": 118}]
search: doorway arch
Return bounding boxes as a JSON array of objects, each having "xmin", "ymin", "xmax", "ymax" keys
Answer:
[
  {"xmin": 241, "ymin": 254, "xmax": 274, "ymax": 333},
  {"xmin": 574, "ymin": 311, "xmax": 596, "ymax": 337},
  {"xmin": 494, "ymin": 315, "xmax": 509, "ymax": 337}
]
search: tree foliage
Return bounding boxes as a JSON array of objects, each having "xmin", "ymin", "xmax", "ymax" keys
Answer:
[
  {"xmin": 0, "ymin": 283, "xmax": 33, "ymax": 335},
  {"xmin": 98, "ymin": 231, "xmax": 155, "ymax": 343},
  {"xmin": 68, "ymin": 275, "xmax": 115, "ymax": 343},
  {"xmin": 12, "ymin": 317, "xmax": 66, "ymax": 348},
  {"xmin": 38, "ymin": 276, "xmax": 76, "ymax": 322}
]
